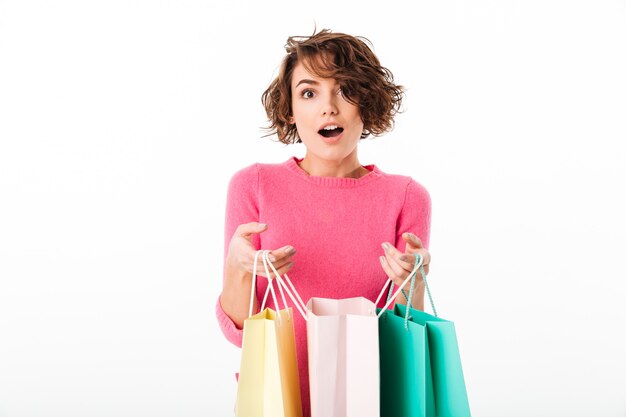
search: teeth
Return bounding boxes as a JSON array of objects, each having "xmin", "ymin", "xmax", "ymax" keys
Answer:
[{"xmin": 323, "ymin": 125, "xmax": 338, "ymax": 130}]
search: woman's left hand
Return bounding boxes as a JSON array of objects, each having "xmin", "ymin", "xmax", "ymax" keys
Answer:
[{"xmin": 379, "ymin": 232, "xmax": 431, "ymax": 288}]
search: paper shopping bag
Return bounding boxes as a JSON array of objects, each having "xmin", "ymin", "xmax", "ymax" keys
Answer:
[
  {"xmin": 378, "ymin": 304, "xmax": 436, "ymax": 417},
  {"xmin": 395, "ymin": 304, "xmax": 471, "ymax": 417},
  {"xmin": 376, "ymin": 254, "xmax": 471, "ymax": 417},
  {"xmin": 235, "ymin": 250, "xmax": 304, "ymax": 417},
  {"xmin": 306, "ymin": 296, "xmax": 379, "ymax": 417},
  {"xmin": 235, "ymin": 307, "xmax": 302, "ymax": 417}
]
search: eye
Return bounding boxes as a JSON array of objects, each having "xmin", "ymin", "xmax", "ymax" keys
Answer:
[{"xmin": 301, "ymin": 89, "xmax": 315, "ymax": 99}]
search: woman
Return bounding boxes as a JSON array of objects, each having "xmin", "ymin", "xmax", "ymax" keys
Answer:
[{"xmin": 216, "ymin": 28, "xmax": 432, "ymax": 416}]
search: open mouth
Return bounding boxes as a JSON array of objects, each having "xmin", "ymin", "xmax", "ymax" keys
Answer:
[{"xmin": 318, "ymin": 127, "xmax": 344, "ymax": 138}]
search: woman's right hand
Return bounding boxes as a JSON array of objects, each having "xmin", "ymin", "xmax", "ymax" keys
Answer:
[{"xmin": 226, "ymin": 222, "xmax": 296, "ymax": 278}]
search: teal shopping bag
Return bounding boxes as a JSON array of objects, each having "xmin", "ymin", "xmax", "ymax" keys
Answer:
[
  {"xmin": 378, "ymin": 304, "xmax": 436, "ymax": 417},
  {"xmin": 376, "ymin": 255, "xmax": 471, "ymax": 417},
  {"xmin": 395, "ymin": 304, "xmax": 471, "ymax": 417}
]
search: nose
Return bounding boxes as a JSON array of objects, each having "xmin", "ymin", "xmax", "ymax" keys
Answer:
[{"xmin": 321, "ymin": 93, "xmax": 339, "ymax": 116}]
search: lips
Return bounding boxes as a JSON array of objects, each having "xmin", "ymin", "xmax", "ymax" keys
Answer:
[
  {"xmin": 318, "ymin": 127, "xmax": 344, "ymax": 138},
  {"xmin": 318, "ymin": 129, "xmax": 343, "ymax": 144}
]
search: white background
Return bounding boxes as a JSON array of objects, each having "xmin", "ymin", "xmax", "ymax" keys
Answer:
[{"xmin": 1, "ymin": 0, "xmax": 625, "ymax": 416}]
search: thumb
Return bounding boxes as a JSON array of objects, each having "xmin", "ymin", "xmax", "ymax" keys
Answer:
[
  {"xmin": 235, "ymin": 222, "xmax": 268, "ymax": 238},
  {"xmin": 402, "ymin": 232, "xmax": 423, "ymax": 250}
]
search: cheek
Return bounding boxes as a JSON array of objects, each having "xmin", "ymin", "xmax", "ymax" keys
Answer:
[
  {"xmin": 292, "ymin": 103, "xmax": 314, "ymax": 122},
  {"xmin": 348, "ymin": 117, "xmax": 364, "ymax": 134},
  {"xmin": 342, "ymin": 104, "xmax": 363, "ymax": 126}
]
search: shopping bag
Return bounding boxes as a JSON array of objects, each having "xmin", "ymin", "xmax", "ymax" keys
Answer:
[
  {"xmin": 235, "ymin": 250, "xmax": 307, "ymax": 417},
  {"xmin": 376, "ymin": 255, "xmax": 471, "ymax": 417},
  {"xmin": 396, "ymin": 303, "xmax": 470, "ymax": 417},
  {"xmin": 252, "ymin": 251, "xmax": 380, "ymax": 417},
  {"xmin": 304, "ymin": 296, "xmax": 379, "ymax": 417},
  {"xmin": 306, "ymin": 296, "xmax": 380, "ymax": 417}
]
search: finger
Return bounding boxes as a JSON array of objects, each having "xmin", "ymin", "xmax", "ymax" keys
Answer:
[
  {"xmin": 397, "ymin": 252, "xmax": 430, "ymax": 279},
  {"xmin": 404, "ymin": 247, "xmax": 432, "ymax": 269},
  {"xmin": 252, "ymin": 254, "xmax": 293, "ymax": 275},
  {"xmin": 382, "ymin": 242, "xmax": 420, "ymax": 269},
  {"xmin": 380, "ymin": 255, "xmax": 413, "ymax": 288},
  {"xmin": 379, "ymin": 256, "xmax": 401, "ymax": 285},
  {"xmin": 402, "ymin": 232, "xmax": 423, "ymax": 250},
  {"xmin": 384, "ymin": 252, "xmax": 411, "ymax": 279},
  {"xmin": 402, "ymin": 250, "xmax": 430, "ymax": 277},
  {"xmin": 268, "ymin": 245, "xmax": 297, "ymax": 262},
  {"xmin": 235, "ymin": 222, "xmax": 268, "ymax": 238},
  {"xmin": 246, "ymin": 258, "xmax": 295, "ymax": 277},
  {"xmin": 381, "ymin": 242, "xmax": 402, "ymax": 258},
  {"xmin": 397, "ymin": 253, "xmax": 418, "ymax": 270},
  {"xmin": 247, "ymin": 247, "xmax": 295, "ymax": 273},
  {"xmin": 381, "ymin": 242, "xmax": 410, "ymax": 274}
]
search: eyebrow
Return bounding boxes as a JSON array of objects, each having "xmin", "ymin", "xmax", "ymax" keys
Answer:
[{"xmin": 295, "ymin": 79, "xmax": 319, "ymax": 88}]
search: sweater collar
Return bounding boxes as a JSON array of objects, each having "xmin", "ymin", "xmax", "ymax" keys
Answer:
[{"xmin": 284, "ymin": 156, "xmax": 383, "ymax": 188}]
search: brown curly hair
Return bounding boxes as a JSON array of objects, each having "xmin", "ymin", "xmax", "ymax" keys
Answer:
[{"xmin": 261, "ymin": 28, "xmax": 405, "ymax": 144}]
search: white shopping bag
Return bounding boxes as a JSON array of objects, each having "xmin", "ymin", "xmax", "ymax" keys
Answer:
[{"xmin": 305, "ymin": 297, "xmax": 379, "ymax": 417}]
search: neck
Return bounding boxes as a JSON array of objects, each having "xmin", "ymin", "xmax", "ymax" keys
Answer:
[{"xmin": 298, "ymin": 153, "xmax": 368, "ymax": 179}]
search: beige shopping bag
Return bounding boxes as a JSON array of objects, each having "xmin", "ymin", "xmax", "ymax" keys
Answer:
[{"xmin": 235, "ymin": 251, "xmax": 307, "ymax": 417}]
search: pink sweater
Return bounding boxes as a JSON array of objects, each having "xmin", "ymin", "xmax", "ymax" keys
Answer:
[{"xmin": 216, "ymin": 156, "xmax": 431, "ymax": 416}]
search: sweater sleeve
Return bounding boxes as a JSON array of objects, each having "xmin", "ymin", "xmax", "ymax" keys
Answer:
[
  {"xmin": 215, "ymin": 164, "xmax": 260, "ymax": 348},
  {"xmin": 395, "ymin": 178, "xmax": 432, "ymax": 251}
]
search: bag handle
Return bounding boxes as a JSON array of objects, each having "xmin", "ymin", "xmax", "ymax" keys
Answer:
[
  {"xmin": 262, "ymin": 251, "xmax": 308, "ymax": 320},
  {"xmin": 375, "ymin": 253, "xmax": 423, "ymax": 317},
  {"xmin": 389, "ymin": 259, "xmax": 437, "ymax": 318},
  {"xmin": 249, "ymin": 250, "xmax": 279, "ymax": 318},
  {"xmin": 250, "ymin": 250, "xmax": 308, "ymax": 322},
  {"xmin": 375, "ymin": 254, "xmax": 438, "ymax": 325},
  {"xmin": 259, "ymin": 251, "xmax": 289, "ymax": 314},
  {"xmin": 411, "ymin": 260, "xmax": 437, "ymax": 318}
]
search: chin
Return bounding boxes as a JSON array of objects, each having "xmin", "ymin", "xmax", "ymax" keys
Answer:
[{"xmin": 318, "ymin": 148, "xmax": 352, "ymax": 161}]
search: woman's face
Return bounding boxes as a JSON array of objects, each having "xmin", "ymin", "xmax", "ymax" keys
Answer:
[{"xmin": 289, "ymin": 59, "xmax": 364, "ymax": 164}]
